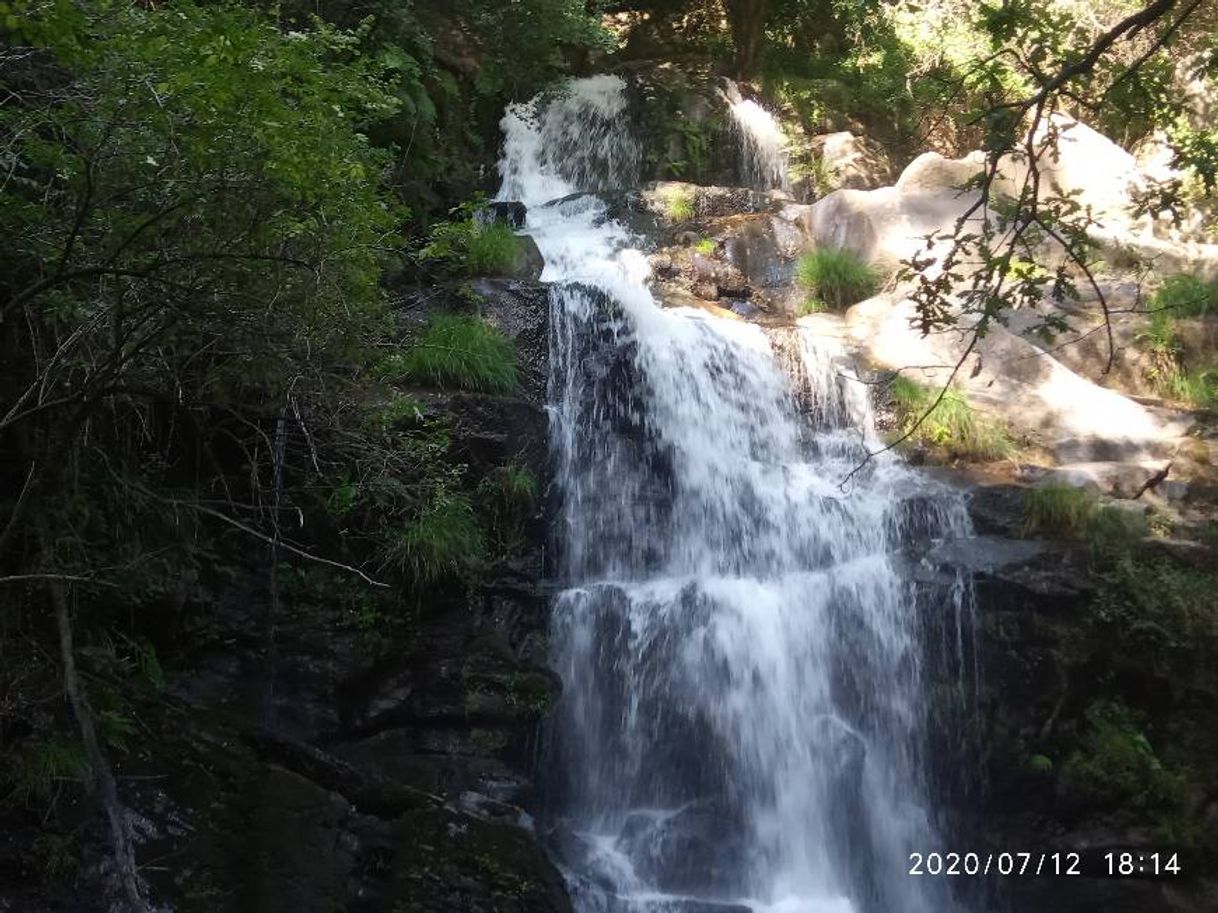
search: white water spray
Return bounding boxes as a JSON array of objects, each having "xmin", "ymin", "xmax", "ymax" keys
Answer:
[
  {"xmin": 498, "ymin": 75, "xmax": 972, "ymax": 913},
  {"xmin": 728, "ymin": 95, "xmax": 789, "ymax": 191}
]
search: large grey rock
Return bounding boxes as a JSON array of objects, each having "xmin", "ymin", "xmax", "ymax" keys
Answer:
[
  {"xmin": 842, "ymin": 295, "xmax": 1190, "ymax": 469},
  {"xmin": 808, "ymin": 131, "xmax": 894, "ymax": 192}
]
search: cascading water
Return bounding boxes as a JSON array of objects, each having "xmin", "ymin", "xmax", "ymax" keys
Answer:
[
  {"xmin": 726, "ymin": 93, "xmax": 789, "ymax": 191},
  {"xmin": 497, "ymin": 76, "xmax": 974, "ymax": 913}
]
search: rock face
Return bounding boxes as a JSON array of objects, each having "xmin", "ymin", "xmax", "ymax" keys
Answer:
[
  {"xmin": 807, "ymin": 131, "xmax": 895, "ymax": 193},
  {"xmin": 918, "ymin": 501, "xmax": 1218, "ymax": 913},
  {"xmin": 0, "ymin": 280, "xmax": 569, "ymax": 913}
]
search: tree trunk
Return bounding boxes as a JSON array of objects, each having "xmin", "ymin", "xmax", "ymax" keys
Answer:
[
  {"xmin": 51, "ymin": 582, "xmax": 148, "ymax": 913},
  {"xmin": 725, "ymin": 0, "xmax": 769, "ymax": 79}
]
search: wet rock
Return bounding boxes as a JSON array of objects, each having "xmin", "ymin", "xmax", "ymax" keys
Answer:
[
  {"xmin": 470, "ymin": 278, "xmax": 550, "ymax": 400},
  {"xmin": 618, "ymin": 804, "xmax": 746, "ymax": 895},
  {"xmin": 509, "ymin": 234, "xmax": 545, "ymax": 280},
  {"xmin": 967, "ymin": 484, "xmax": 1028, "ymax": 536},
  {"xmin": 484, "ymin": 200, "xmax": 527, "ymax": 230}
]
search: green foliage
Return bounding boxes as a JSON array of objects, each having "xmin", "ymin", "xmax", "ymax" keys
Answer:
[
  {"xmin": 795, "ymin": 248, "xmax": 879, "ymax": 310},
  {"xmin": 418, "ymin": 210, "xmax": 524, "ymax": 277},
  {"xmin": 888, "ymin": 377, "xmax": 1015, "ymax": 461},
  {"xmin": 1027, "ymin": 753, "xmax": 1054, "ymax": 774},
  {"xmin": 1093, "ymin": 555, "xmax": 1217, "ymax": 649},
  {"xmin": 666, "ymin": 119, "xmax": 715, "ymax": 180},
  {"xmin": 388, "ymin": 316, "xmax": 519, "ymax": 393},
  {"xmin": 379, "ymin": 491, "xmax": 485, "ymax": 583},
  {"xmin": 478, "ymin": 463, "xmax": 539, "ymax": 558},
  {"xmin": 1139, "ymin": 276, "xmax": 1218, "ymax": 409},
  {"xmin": 3, "ymin": 738, "xmax": 89, "ymax": 806},
  {"xmin": 797, "ymin": 298, "xmax": 829, "ymax": 315},
  {"xmin": 1021, "ymin": 485, "xmax": 1148, "ymax": 545},
  {"xmin": 1153, "ymin": 274, "xmax": 1218, "ymax": 318},
  {"xmin": 694, "ymin": 238, "xmax": 717, "ymax": 255},
  {"xmin": 1061, "ymin": 700, "xmax": 1189, "ymax": 815},
  {"xmin": 661, "ymin": 186, "xmax": 695, "ymax": 222},
  {"xmin": 2, "ymin": 0, "xmax": 402, "ymax": 410}
]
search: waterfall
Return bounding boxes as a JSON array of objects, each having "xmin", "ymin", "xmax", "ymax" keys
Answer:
[
  {"xmin": 498, "ymin": 76, "xmax": 973, "ymax": 913},
  {"xmin": 726, "ymin": 94, "xmax": 789, "ymax": 191}
]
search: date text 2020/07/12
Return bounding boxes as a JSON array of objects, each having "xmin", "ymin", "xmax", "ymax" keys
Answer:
[{"xmin": 908, "ymin": 851, "xmax": 1182, "ymax": 877}]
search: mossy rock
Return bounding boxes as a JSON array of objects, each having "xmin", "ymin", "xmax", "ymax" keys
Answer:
[{"xmin": 387, "ymin": 807, "xmax": 571, "ymax": 913}]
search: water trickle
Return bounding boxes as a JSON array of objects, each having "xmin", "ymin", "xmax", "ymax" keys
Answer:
[
  {"xmin": 498, "ymin": 75, "xmax": 973, "ymax": 913},
  {"xmin": 727, "ymin": 96, "xmax": 790, "ymax": 191}
]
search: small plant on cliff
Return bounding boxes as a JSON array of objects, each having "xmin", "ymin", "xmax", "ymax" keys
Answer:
[
  {"xmin": 661, "ymin": 186, "xmax": 695, "ymax": 222},
  {"xmin": 417, "ymin": 208, "xmax": 523, "ymax": 277},
  {"xmin": 1021, "ymin": 485, "xmax": 1148, "ymax": 545},
  {"xmin": 478, "ymin": 464, "xmax": 539, "ymax": 559},
  {"xmin": 1061, "ymin": 700, "xmax": 1189, "ymax": 819},
  {"xmin": 888, "ymin": 377, "xmax": 1014, "ymax": 461},
  {"xmin": 1021, "ymin": 485, "xmax": 1100, "ymax": 539},
  {"xmin": 798, "ymin": 298, "xmax": 829, "ymax": 316},
  {"xmin": 390, "ymin": 315, "xmax": 518, "ymax": 393},
  {"xmin": 694, "ymin": 237, "xmax": 716, "ymax": 255},
  {"xmin": 796, "ymin": 247, "xmax": 880, "ymax": 310},
  {"xmin": 1138, "ymin": 275, "xmax": 1218, "ymax": 409},
  {"xmin": 1152, "ymin": 274, "xmax": 1218, "ymax": 318},
  {"xmin": 379, "ymin": 490, "xmax": 485, "ymax": 584}
]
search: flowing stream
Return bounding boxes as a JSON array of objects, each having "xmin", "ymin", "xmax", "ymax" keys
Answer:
[{"xmin": 497, "ymin": 76, "xmax": 973, "ymax": 913}]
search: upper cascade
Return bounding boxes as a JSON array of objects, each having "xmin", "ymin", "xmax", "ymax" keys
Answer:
[
  {"xmin": 727, "ymin": 94, "xmax": 790, "ymax": 191},
  {"xmin": 497, "ymin": 74, "xmax": 642, "ymax": 208}
]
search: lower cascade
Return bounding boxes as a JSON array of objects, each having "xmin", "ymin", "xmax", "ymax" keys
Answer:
[{"xmin": 499, "ymin": 76, "xmax": 975, "ymax": 913}]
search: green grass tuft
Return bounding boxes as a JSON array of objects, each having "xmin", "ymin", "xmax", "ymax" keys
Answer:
[
  {"xmin": 796, "ymin": 247, "xmax": 880, "ymax": 310},
  {"xmin": 465, "ymin": 221, "xmax": 523, "ymax": 276},
  {"xmin": 480, "ymin": 463, "xmax": 538, "ymax": 511},
  {"xmin": 1021, "ymin": 484, "xmax": 1148, "ymax": 544},
  {"xmin": 4, "ymin": 738, "xmax": 90, "ymax": 805},
  {"xmin": 1022, "ymin": 485, "xmax": 1100, "ymax": 539},
  {"xmin": 694, "ymin": 237, "xmax": 716, "ymax": 255},
  {"xmin": 662, "ymin": 186, "xmax": 695, "ymax": 222},
  {"xmin": 417, "ymin": 216, "xmax": 523, "ymax": 277},
  {"xmin": 888, "ymin": 377, "xmax": 1014, "ymax": 461},
  {"xmin": 1137, "ymin": 287, "xmax": 1218, "ymax": 409},
  {"xmin": 1164, "ymin": 367, "xmax": 1218, "ymax": 410},
  {"xmin": 380, "ymin": 491, "xmax": 484, "ymax": 584},
  {"xmin": 1152, "ymin": 274, "xmax": 1218, "ymax": 318},
  {"xmin": 391, "ymin": 315, "xmax": 518, "ymax": 393}
]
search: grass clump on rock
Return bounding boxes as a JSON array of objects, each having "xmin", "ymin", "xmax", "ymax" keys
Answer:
[
  {"xmin": 379, "ymin": 491, "xmax": 485, "ymax": 584},
  {"xmin": 389, "ymin": 315, "xmax": 518, "ymax": 393},
  {"xmin": 1021, "ymin": 484, "xmax": 1148, "ymax": 545},
  {"xmin": 888, "ymin": 376, "xmax": 1014, "ymax": 461},
  {"xmin": 796, "ymin": 247, "xmax": 879, "ymax": 310},
  {"xmin": 662, "ymin": 186, "xmax": 695, "ymax": 222},
  {"xmin": 1152, "ymin": 273, "xmax": 1218, "ymax": 318},
  {"xmin": 418, "ymin": 214, "xmax": 523, "ymax": 277},
  {"xmin": 1138, "ymin": 273, "xmax": 1218, "ymax": 409}
]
